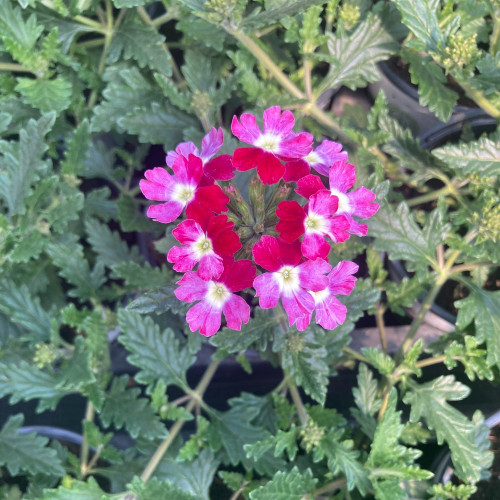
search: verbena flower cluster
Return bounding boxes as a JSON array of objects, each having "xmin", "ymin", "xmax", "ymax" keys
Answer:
[{"xmin": 140, "ymin": 106, "xmax": 379, "ymax": 337}]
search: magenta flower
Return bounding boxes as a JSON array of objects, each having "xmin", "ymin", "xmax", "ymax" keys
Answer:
[
  {"xmin": 175, "ymin": 259, "xmax": 256, "ymax": 337},
  {"xmin": 296, "ymin": 261, "xmax": 359, "ymax": 331},
  {"xmin": 231, "ymin": 106, "xmax": 313, "ymax": 185},
  {"xmin": 276, "ymin": 190, "xmax": 350, "ymax": 260},
  {"xmin": 139, "ymin": 154, "xmax": 229, "ymax": 224},
  {"xmin": 167, "ymin": 214, "xmax": 241, "ymax": 280},
  {"xmin": 283, "ymin": 140, "xmax": 348, "ymax": 182},
  {"xmin": 165, "ymin": 127, "xmax": 234, "ymax": 183},
  {"xmin": 296, "ymin": 159, "xmax": 379, "ymax": 236},
  {"xmin": 252, "ymin": 235, "xmax": 331, "ymax": 331}
]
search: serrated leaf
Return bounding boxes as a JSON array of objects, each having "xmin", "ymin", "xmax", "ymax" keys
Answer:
[
  {"xmin": 404, "ymin": 49, "xmax": 458, "ymax": 121},
  {"xmin": 113, "ymin": 261, "xmax": 173, "ymax": 290},
  {"xmin": 361, "ymin": 347, "xmax": 395, "ymax": 375},
  {"xmin": 108, "ymin": 14, "xmax": 172, "ymax": 75},
  {"xmin": 116, "ymin": 193, "xmax": 158, "ymax": 232},
  {"xmin": 0, "ymin": 1, "xmax": 42, "ymax": 53},
  {"xmin": 176, "ymin": 16, "xmax": 226, "ymax": 51},
  {"xmin": 112, "ymin": 0, "xmax": 146, "ymax": 6},
  {"xmin": 392, "ymin": 0, "xmax": 444, "ymax": 53},
  {"xmin": 85, "ymin": 218, "xmax": 139, "ymax": 268},
  {"xmin": 0, "ymin": 280, "xmax": 52, "ymax": 340},
  {"xmin": 210, "ymin": 308, "xmax": 279, "ymax": 353},
  {"xmin": 249, "ymin": 467, "xmax": 316, "ymax": 500},
  {"xmin": 455, "ymin": 287, "xmax": 500, "ymax": 369},
  {"xmin": 0, "ymin": 360, "xmax": 67, "ymax": 412},
  {"xmin": 37, "ymin": 477, "xmax": 106, "ymax": 499},
  {"xmin": 432, "ymin": 136, "xmax": 500, "ymax": 177},
  {"xmin": 473, "ymin": 53, "xmax": 500, "ymax": 93},
  {"xmin": 118, "ymin": 309, "xmax": 195, "ymax": 390},
  {"xmin": 368, "ymin": 203, "xmax": 448, "ymax": 277},
  {"xmin": 386, "ymin": 275, "xmax": 427, "ymax": 315},
  {"xmin": 155, "ymin": 449, "xmax": 219, "ymax": 500},
  {"xmin": 100, "ymin": 375, "xmax": 168, "ymax": 440},
  {"xmin": 57, "ymin": 337, "xmax": 96, "ymax": 390},
  {"xmin": 351, "ymin": 364, "xmax": 381, "ymax": 439},
  {"xmin": 8, "ymin": 231, "xmax": 46, "ymax": 263},
  {"xmin": 61, "ymin": 119, "xmax": 90, "ymax": 176},
  {"xmin": 127, "ymin": 284, "xmax": 190, "ymax": 315},
  {"xmin": 404, "ymin": 376, "xmax": 491, "ymax": 482},
  {"xmin": 16, "ymin": 77, "xmax": 72, "ymax": 114},
  {"xmin": 317, "ymin": 12, "xmax": 398, "ymax": 92},
  {"xmin": 0, "ymin": 414, "xmax": 64, "ymax": 476},
  {"xmin": 84, "ymin": 187, "xmax": 117, "ymax": 221},
  {"xmin": 340, "ymin": 278, "xmax": 380, "ymax": 323},
  {"xmin": 128, "ymin": 476, "xmax": 197, "ymax": 500},
  {"xmin": 0, "ymin": 113, "xmax": 55, "ymax": 215}
]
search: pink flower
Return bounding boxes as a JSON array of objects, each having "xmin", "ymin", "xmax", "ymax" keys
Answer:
[
  {"xmin": 175, "ymin": 259, "xmax": 256, "ymax": 337},
  {"xmin": 296, "ymin": 261, "xmax": 359, "ymax": 331},
  {"xmin": 139, "ymin": 154, "xmax": 229, "ymax": 224},
  {"xmin": 167, "ymin": 214, "xmax": 241, "ymax": 280},
  {"xmin": 252, "ymin": 236, "xmax": 331, "ymax": 331},
  {"xmin": 296, "ymin": 159, "xmax": 379, "ymax": 236},
  {"xmin": 166, "ymin": 128, "xmax": 234, "ymax": 183},
  {"xmin": 231, "ymin": 106, "xmax": 313, "ymax": 185},
  {"xmin": 283, "ymin": 140, "xmax": 348, "ymax": 182},
  {"xmin": 276, "ymin": 191, "xmax": 349, "ymax": 260}
]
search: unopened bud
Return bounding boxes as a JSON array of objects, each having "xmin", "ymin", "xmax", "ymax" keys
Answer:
[
  {"xmin": 443, "ymin": 33, "xmax": 479, "ymax": 71},
  {"xmin": 300, "ymin": 419, "xmax": 325, "ymax": 452},
  {"xmin": 249, "ymin": 175, "xmax": 266, "ymax": 223},
  {"xmin": 339, "ymin": 4, "xmax": 360, "ymax": 30},
  {"xmin": 221, "ymin": 184, "xmax": 252, "ymax": 224}
]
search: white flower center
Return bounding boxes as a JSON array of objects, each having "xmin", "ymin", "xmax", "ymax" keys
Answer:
[
  {"xmin": 274, "ymin": 265, "xmax": 300, "ymax": 296},
  {"xmin": 206, "ymin": 281, "xmax": 230, "ymax": 308},
  {"xmin": 309, "ymin": 288, "xmax": 330, "ymax": 304},
  {"xmin": 330, "ymin": 189, "xmax": 351, "ymax": 214},
  {"xmin": 254, "ymin": 133, "xmax": 281, "ymax": 153},
  {"xmin": 192, "ymin": 235, "xmax": 213, "ymax": 259},
  {"xmin": 304, "ymin": 212, "xmax": 328, "ymax": 234},
  {"xmin": 304, "ymin": 151, "xmax": 321, "ymax": 166},
  {"xmin": 172, "ymin": 183, "xmax": 196, "ymax": 204}
]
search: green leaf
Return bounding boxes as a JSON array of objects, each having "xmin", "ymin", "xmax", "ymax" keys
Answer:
[
  {"xmin": 112, "ymin": 0, "xmax": 146, "ymax": 6},
  {"xmin": 275, "ymin": 326, "xmax": 329, "ymax": 404},
  {"xmin": 37, "ymin": 477, "xmax": 106, "ymax": 499},
  {"xmin": 0, "ymin": 280, "xmax": 52, "ymax": 340},
  {"xmin": 386, "ymin": 275, "xmax": 427, "ymax": 315},
  {"xmin": 116, "ymin": 193, "xmax": 158, "ymax": 232},
  {"xmin": 432, "ymin": 136, "xmax": 500, "ymax": 177},
  {"xmin": 178, "ymin": 416, "xmax": 210, "ymax": 461},
  {"xmin": 455, "ymin": 287, "xmax": 500, "ymax": 369},
  {"xmin": 404, "ymin": 49, "xmax": 458, "ymax": 121},
  {"xmin": 176, "ymin": 16, "xmax": 226, "ymax": 51},
  {"xmin": 368, "ymin": 203, "xmax": 448, "ymax": 278},
  {"xmin": 16, "ymin": 77, "xmax": 72, "ymax": 114},
  {"xmin": 0, "ymin": 414, "xmax": 64, "ymax": 476},
  {"xmin": 351, "ymin": 364, "xmax": 381, "ymax": 439},
  {"xmin": 85, "ymin": 218, "xmax": 140, "ymax": 268},
  {"xmin": 249, "ymin": 467, "xmax": 317, "ymax": 500},
  {"xmin": 8, "ymin": 231, "xmax": 46, "ymax": 263},
  {"xmin": 444, "ymin": 336, "xmax": 493, "ymax": 381},
  {"xmin": 100, "ymin": 375, "xmax": 168, "ymax": 440},
  {"xmin": 208, "ymin": 395, "xmax": 285, "ymax": 474},
  {"xmin": 128, "ymin": 477, "xmax": 197, "ymax": 500},
  {"xmin": 155, "ymin": 449, "xmax": 219, "ymax": 500},
  {"xmin": 0, "ymin": 360, "xmax": 67, "ymax": 412},
  {"xmin": 0, "ymin": 113, "xmax": 55, "ymax": 215},
  {"xmin": 57, "ymin": 337, "xmax": 96, "ymax": 390},
  {"xmin": 210, "ymin": 308, "xmax": 279, "ymax": 353},
  {"xmin": 61, "ymin": 119, "xmax": 91, "ymax": 176},
  {"xmin": 84, "ymin": 187, "xmax": 117, "ymax": 221},
  {"xmin": 474, "ymin": 53, "xmax": 500, "ymax": 93},
  {"xmin": 46, "ymin": 237, "xmax": 106, "ymax": 301},
  {"xmin": 361, "ymin": 347, "xmax": 395, "ymax": 375},
  {"xmin": 108, "ymin": 14, "xmax": 172, "ymax": 75},
  {"xmin": 317, "ymin": 12, "xmax": 398, "ymax": 92},
  {"xmin": 118, "ymin": 309, "xmax": 195, "ymax": 390},
  {"xmin": 127, "ymin": 284, "xmax": 190, "ymax": 316},
  {"xmin": 404, "ymin": 376, "xmax": 492, "ymax": 482},
  {"xmin": 0, "ymin": 1, "xmax": 42, "ymax": 54},
  {"xmin": 392, "ymin": 0, "xmax": 444, "ymax": 53},
  {"xmin": 112, "ymin": 262, "xmax": 173, "ymax": 290}
]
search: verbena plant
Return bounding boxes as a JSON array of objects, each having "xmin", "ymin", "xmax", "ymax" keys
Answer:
[{"xmin": 0, "ymin": 0, "xmax": 498, "ymax": 499}]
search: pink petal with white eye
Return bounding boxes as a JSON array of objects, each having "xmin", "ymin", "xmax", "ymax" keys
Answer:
[
  {"xmin": 146, "ymin": 201, "xmax": 184, "ymax": 224},
  {"xmin": 186, "ymin": 301, "xmax": 222, "ymax": 337},
  {"xmin": 328, "ymin": 261, "xmax": 358, "ymax": 296},
  {"xmin": 347, "ymin": 186, "xmax": 379, "ymax": 218},
  {"xmin": 253, "ymin": 272, "xmax": 280, "ymax": 309},
  {"xmin": 262, "ymin": 106, "xmax": 295, "ymax": 137},
  {"xmin": 231, "ymin": 113, "xmax": 261, "ymax": 144},
  {"xmin": 201, "ymin": 127, "xmax": 224, "ymax": 160},
  {"xmin": 174, "ymin": 271, "xmax": 208, "ymax": 302},
  {"xmin": 328, "ymin": 159, "xmax": 356, "ymax": 193},
  {"xmin": 223, "ymin": 294, "xmax": 251, "ymax": 331},
  {"xmin": 315, "ymin": 295, "xmax": 346, "ymax": 330}
]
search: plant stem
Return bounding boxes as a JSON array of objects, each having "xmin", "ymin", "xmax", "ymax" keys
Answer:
[
  {"xmin": 74, "ymin": 15, "xmax": 107, "ymax": 32},
  {"xmin": 151, "ymin": 9, "xmax": 179, "ymax": 28},
  {"xmin": 0, "ymin": 63, "xmax": 30, "ymax": 72},
  {"xmin": 314, "ymin": 478, "xmax": 347, "ymax": 495},
  {"xmin": 449, "ymin": 261, "xmax": 494, "ymax": 274},
  {"xmin": 78, "ymin": 38, "xmax": 106, "ymax": 48},
  {"xmin": 459, "ymin": 80, "xmax": 500, "ymax": 118},
  {"xmin": 406, "ymin": 185, "xmax": 453, "ymax": 207},
  {"xmin": 342, "ymin": 346, "xmax": 370, "ymax": 364},
  {"xmin": 80, "ymin": 401, "xmax": 95, "ymax": 475},
  {"xmin": 375, "ymin": 303, "xmax": 387, "ymax": 354},
  {"xmin": 377, "ymin": 387, "xmax": 391, "ymax": 421},
  {"xmin": 139, "ymin": 359, "xmax": 220, "ymax": 483},
  {"xmin": 415, "ymin": 355, "xmax": 446, "ymax": 369},
  {"xmin": 288, "ymin": 381, "xmax": 308, "ymax": 425}
]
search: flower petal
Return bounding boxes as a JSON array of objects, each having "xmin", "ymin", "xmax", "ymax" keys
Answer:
[
  {"xmin": 175, "ymin": 271, "xmax": 209, "ymax": 302},
  {"xmin": 167, "ymin": 245, "xmax": 197, "ymax": 273},
  {"xmin": 256, "ymin": 151, "xmax": 284, "ymax": 185},
  {"xmin": 279, "ymin": 132, "xmax": 313, "ymax": 160},
  {"xmin": 220, "ymin": 259, "xmax": 256, "ymax": 292},
  {"xmin": 276, "ymin": 201, "xmax": 306, "ymax": 242},
  {"xmin": 347, "ymin": 186, "xmax": 379, "ymax": 218},
  {"xmin": 146, "ymin": 201, "xmax": 184, "ymax": 223},
  {"xmin": 253, "ymin": 272, "xmax": 280, "ymax": 309},
  {"xmin": 200, "ymin": 127, "xmax": 223, "ymax": 160},
  {"xmin": 328, "ymin": 261, "xmax": 358, "ymax": 295},
  {"xmin": 282, "ymin": 289, "xmax": 314, "ymax": 328},
  {"xmin": 231, "ymin": 113, "xmax": 261, "ymax": 144},
  {"xmin": 262, "ymin": 106, "xmax": 295, "ymax": 137},
  {"xmin": 204, "ymin": 154, "xmax": 235, "ymax": 181},
  {"xmin": 301, "ymin": 233, "xmax": 331, "ymax": 261},
  {"xmin": 186, "ymin": 301, "xmax": 222, "ymax": 337},
  {"xmin": 198, "ymin": 254, "xmax": 224, "ymax": 280},
  {"xmin": 283, "ymin": 159, "xmax": 310, "ymax": 182},
  {"xmin": 328, "ymin": 159, "xmax": 356, "ymax": 193},
  {"xmin": 296, "ymin": 174, "xmax": 326, "ymax": 200},
  {"xmin": 223, "ymin": 295, "xmax": 250, "ymax": 331},
  {"xmin": 298, "ymin": 258, "xmax": 330, "ymax": 291},
  {"xmin": 252, "ymin": 235, "xmax": 282, "ymax": 271},
  {"xmin": 233, "ymin": 147, "xmax": 263, "ymax": 172},
  {"xmin": 328, "ymin": 215, "xmax": 350, "ymax": 242},
  {"xmin": 315, "ymin": 295, "xmax": 346, "ymax": 330}
]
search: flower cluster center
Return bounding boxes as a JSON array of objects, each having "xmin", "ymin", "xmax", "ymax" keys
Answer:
[
  {"xmin": 193, "ymin": 235, "xmax": 213, "ymax": 258},
  {"xmin": 304, "ymin": 151, "xmax": 321, "ymax": 165},
  {"xmin": 330, "ymin": 189, "xmax": 351, "ymax": 214},
  {"xmin": 309, "ymin": 288, "xmax": 330, "ymax": 304},
  {"xmin": 254, "ymin": 133, "xmax": 281, "ymax": 153},
  {"xmin": 304, "ymin": 213, "xmax": 327, "ymax": 234}
]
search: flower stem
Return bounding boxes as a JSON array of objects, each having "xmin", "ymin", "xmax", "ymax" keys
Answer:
[
  {"xmin": 449, "ymin": 261, "xmax": 494, "ymax": 274},
  {"xmin": 0, "ymin": 63, "xmax": 30, "ymax": 72},
  {"xmin": 342, "ymin": 346, "xmax": 370, "ymax": 364},
  {"xmin": 375, "ymin": 303, "xmax": 387, "ymax": 354},
  {"xmin": 288, "ymin": 380, "xmax": 308, "ymax": 425},
  {"xmin": 80, "ymin": 401, "xmax": 95, "ymax": 476},
  {"xmin": 415, "ymin": 355, "xmax": 446, "ymax": 369},
  {"xmin": 139, "ymin": 359, "xmax": 220, "ymax": 483},
  {"xmin": 458, "ymin": 80, "xmax": 500, "ymax": 118},
  {"xmin": 315, "ymin": 478, "xmax": 347, "ymax": 495}
]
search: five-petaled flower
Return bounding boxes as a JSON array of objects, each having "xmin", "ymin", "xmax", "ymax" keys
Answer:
[
  {"xmin": 296, "ymin": 158, "xmax": 379, "ymax": 236},
  {"xmin": 140, "ymin": 154, "xmax": 229, "ymax": 224},
  {"xmin": 252, "ymin": 236, "xmax": 331, "ymax": 330},
  {"xmin": 174, "ymin": 259, "xmax": 256, "ymax": 337},
  {"xmin": 231, "ymin": 106, "xmax": 313, "ymax": 185}
]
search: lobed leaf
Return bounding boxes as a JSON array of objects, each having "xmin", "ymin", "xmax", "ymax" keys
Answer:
[{"xmin": 249, "ymin": 467, "xmax": 317, "ymax": 500}]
